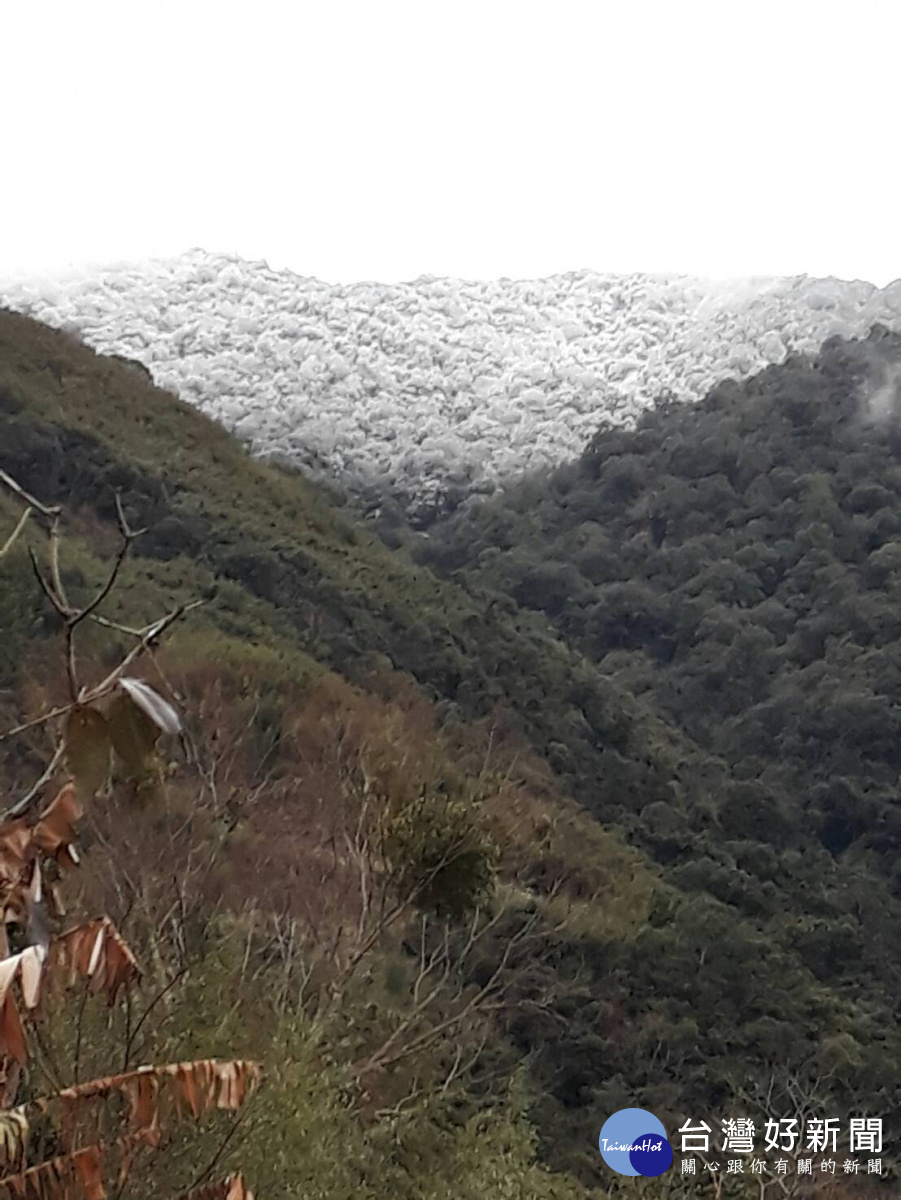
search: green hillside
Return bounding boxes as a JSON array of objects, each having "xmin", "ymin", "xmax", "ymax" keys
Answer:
[
  {"xmin": 417, "ymin": 325, "xmax": 901, "ymax": 1174},
  {"xmin": 1, "ymin": 308, "xmax": 896, "ymax": 1195}
]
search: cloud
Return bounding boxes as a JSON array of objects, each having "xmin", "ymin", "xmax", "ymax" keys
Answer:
[{"xmin": 856, "ymin": 345, "xmax": 901, "ymax": 426}]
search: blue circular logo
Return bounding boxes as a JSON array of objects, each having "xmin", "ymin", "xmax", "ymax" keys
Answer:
[{"xmin": 599, "ymin": 1108, "xmax": 673, "ymax": 1177}]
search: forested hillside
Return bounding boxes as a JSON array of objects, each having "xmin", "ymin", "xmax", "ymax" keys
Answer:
[
  {"xmin": 417, "ymin": 324, "xmax": 901, "ymax": 1178},
  {"xmin": 0, "ymin": 309, "xmax": 646, "ymax": 1197},
  {"xmin": 0, "ymin": 308, "xmax": 896, "ymax": 1196},
  {"xmin": 5, "ymin": 253, "xmax": 901, "ymax": 513}
]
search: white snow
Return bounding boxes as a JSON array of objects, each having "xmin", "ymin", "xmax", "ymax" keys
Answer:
[{"xmin": 2, "ymin": 251, "xmax": 900, "ymax": 508}]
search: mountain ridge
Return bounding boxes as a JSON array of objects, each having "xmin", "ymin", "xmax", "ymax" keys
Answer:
[{"xmin": 4, "ymin": 252, "xmax": 901, "ymax": 515}]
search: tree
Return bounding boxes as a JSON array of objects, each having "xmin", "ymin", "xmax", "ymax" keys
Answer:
[{"xmin": 0, "ymin": 469, "xmax": 261, "ymax": 1198}]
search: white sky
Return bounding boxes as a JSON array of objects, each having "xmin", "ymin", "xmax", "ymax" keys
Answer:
[{"xmin": 5, "ymin": 0, "xmax": 901, "ymax": 286}]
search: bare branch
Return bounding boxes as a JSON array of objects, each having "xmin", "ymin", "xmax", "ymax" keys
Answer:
[
  {"xmin": 5, "ymin": 741, "xmax": 66, "ymax": 818},
  {"xmin": 0, "ymin": 468, "xmax": 60, "ymax": 518},
  {"xmin": 0, "ymin": 507, "xmax": 31, "ymax": 560},
  {"xmin": 122, "ymin": 968, "xmax": 190, "ymax": 1071},
  {"xmin": 0, "ymin": 600, "xmax": 204, "ymax": 749},
  {"xmin": 47, "ymin": 516, "xmax": 69, "ymax": 613},
  {"xmin": 71, "ymin": 494, "xmax": 144, "ymax": 632},
  {"xmin": 28, "ymin": 546, "xmax": 71, "ymax": 618}
]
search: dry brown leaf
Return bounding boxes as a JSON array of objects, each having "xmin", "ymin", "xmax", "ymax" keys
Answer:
[
  {"xmin": 46, "ymin": 1060, "xmax": 260, "ymax": 1143},
  {"xmin": 106, "ymin": 693, "xmax": 160, "ymax": 779},
  {"xmin": 0, "ymin": 919, "xmax": 139, "ymax": 1077},
  {"xmin": 0, "ymin": 949, "xmax": 47, "ymax": 1067},
  {"xmin": 64, "ymin": 710, "xmax": 110, "ymax": 804},
  {"xmin": 0, "ymin": 784, "xmax": 82, "ymax": 929},
  {"xmin": 0, "ymin": 1128, "xmax": 158, "ymax": 1200},
  {"xmin": 0, "ymin": 996, "xmax": 25, "ymax": 1072},
  {"xmin": 0, "ymin": 1142, "xmax": 104, "ymax": 1199},
  {"xmin": 32, "ymin": 785, "xmax": 82, "ymax": 868},
  {"xmin": 126, "ymin": 1075, "xmax": 156, "ymax": 1136},
  {"xmin": 48, "ymin": 919, "xmax": 141, "ymax": 1006},
  {"xmin": 72, "ymin": 1146, "xmax": 104, "ymax": 1200},
  {"xmin": 179, "ymin": 1064, "xmax": 202, "ymax": 1119},
  {"xmin": 0, "ymin": 825, "xmax": 31, "ymax": 899}
]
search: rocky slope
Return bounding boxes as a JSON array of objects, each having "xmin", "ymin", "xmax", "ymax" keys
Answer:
[{"xmin": 3, "ymin": 252, "xmax": 900, "ymax": 509}]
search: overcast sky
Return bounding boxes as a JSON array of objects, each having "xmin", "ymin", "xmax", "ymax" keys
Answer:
[{"xmin": 5, "ymin": 1, "xmax": 900, "ymax": 286}]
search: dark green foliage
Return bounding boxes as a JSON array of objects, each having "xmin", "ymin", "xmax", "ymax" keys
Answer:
[
  {"xmin": 383, "ymin": 786, "xmax": 498, "ymax": 918},
  {"xmin": 417, "ymin": 326, "xmax": 901, "ymax": 1174}
]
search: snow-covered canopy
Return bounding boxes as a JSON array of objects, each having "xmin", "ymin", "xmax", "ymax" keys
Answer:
[{"xmin": 3, "ymin": 252, "xmax": 899, "ymax": 506}]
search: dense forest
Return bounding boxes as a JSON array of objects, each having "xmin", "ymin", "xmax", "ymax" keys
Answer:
[
  {"xmin": 0, "ymin": 308, "xmax": 896, "ymax": 1197},
  {"xmin": 414, "ymin": 324, "xmax": 901, "ymax": 1179}
]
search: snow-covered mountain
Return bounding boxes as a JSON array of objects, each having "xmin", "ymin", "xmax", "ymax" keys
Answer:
[{"xmin": 3, "ymin": 251, "xmax": 900, "ymax": 508}]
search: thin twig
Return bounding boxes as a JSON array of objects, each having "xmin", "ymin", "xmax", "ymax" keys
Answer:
[
  {"xmin": 88, "ymin": 614, "xmax": 145, "ymax": 638},
  {"xmin": 71, "ymin": 495, "xmax": 144, "ymax": 632},
  {"xmin": 28, "ymin": 548, "xmax": 71, "ymax": 618},
  {"xmin": 0, "ymin": 469, "xmax": 60, "ymax": 518},
  {"xmin": 122, "ymin": 968, "xmax": 189, "ymax": 1070},
  {"xmin": 47, "ymin": 517, "xmax": 68, "ymax": 614},
  {"xmin": 5, "ymin": 742, "xmax": 66, "ymax": 819},
  {"xmin": 72, "ymin": 976, "xmax": 92, "ymax": 1085},
  {"xmin": 186, "ymin": 1106, "xmax": 252, "ymax": 1193},
  {"xmin": 0, "ymin": 508, "xmax": 31, "ymax": 560}
]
